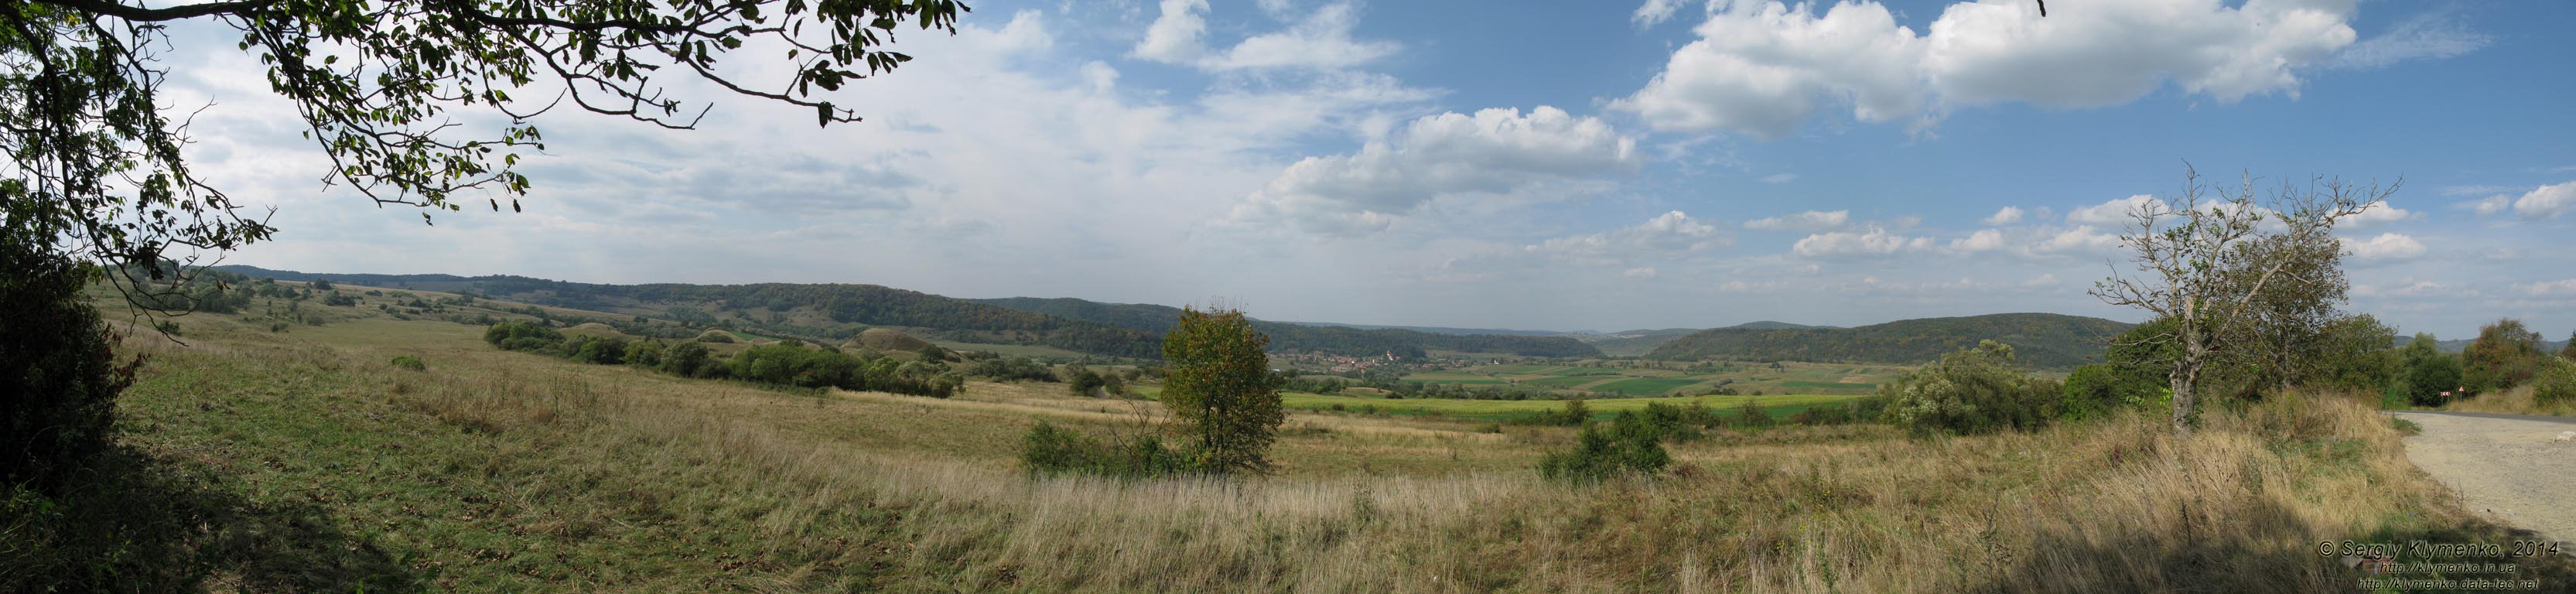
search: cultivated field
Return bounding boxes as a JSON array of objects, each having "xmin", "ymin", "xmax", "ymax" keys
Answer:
[
  {"xmin": 1402, "ymin": 360, "xmax": 1908, "ymax": 398},
  {"xmin": 12, "ymin": 287, "xmax": 2568, "ymax": 592}
]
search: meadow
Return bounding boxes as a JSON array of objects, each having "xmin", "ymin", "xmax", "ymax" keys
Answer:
[
  {"xmin": 1280, "ymin": 391, "xmax": 1863, "ymax": 422},
  {"xmin": 1398, "ymin": 360, "xmax": 1910, "ymax": 398},
  {"xmin": 9, "ymin": 284, "xmax": 2567, "ymax": 592}
]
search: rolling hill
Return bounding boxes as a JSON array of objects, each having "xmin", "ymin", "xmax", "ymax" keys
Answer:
[
  {"xmin": 1645, "ymin": 312, "xmax": 2134, "ymax": 370},
  {"xmin": 217, "ymin": 267, "xmax": 1603, "ymax": 360},
  {"xmin": 1575, "ymin": 322, "xmax": 1839, "ymax": 357},
  {"xmin": 966, "ymin": 297, "xmax": 1603, "ymax": 358}
]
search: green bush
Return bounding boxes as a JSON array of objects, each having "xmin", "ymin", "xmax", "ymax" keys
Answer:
[
  {"xmin": 2533, "ymin": 361, "xmax": 2576, "ymax": 406},
  {"xmin": 1881, "ymin": 340, "xmax": 2061, "ymax": 435},
  {"xmin": 2397, "ymin": 334, "xmax": 2464, "ymax": 407},
  {"xmin": 2060, "ymin": 363, "xmax": 2166, "ymax": 420},
  {"xmin": 483, "ymin": 321, "xmax": 565, "ymax": 352},
  {"xmin": 1531, "ymin": 398, "xmax": 1590, "ymax": 426},
  {"xmin": 2462, "ymin": 319, "xmax": 2548, "ymax": 393},
  {"xmin": 1733, "ymin": 399, "xmax": 1773, "ymax": 428},
  {"xmin": 1539, "ymin": 411, "xmax": 1669, "ymax": 483},
  {"xmin": 389, "ymin": 355, "xmax": 427, "ymax": 371},
  {"xmin": 1, "ymin": 244, "xmax": 136, "ymax": 489},
  {"xmin": 1019, "ymin": 421, "xmax": 1187, "ymax": 479}
]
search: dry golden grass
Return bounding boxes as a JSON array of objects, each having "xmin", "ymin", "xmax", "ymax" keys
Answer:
[
  {"xmin": 2444, "ymin": 385, "xmax": 2576, "ymax": 417},
  {"xmin": 83, "ymin": 307, "xmax": 2574, "ymax": 592}
]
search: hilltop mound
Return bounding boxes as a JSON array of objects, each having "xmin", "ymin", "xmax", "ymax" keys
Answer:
[
  {"xmin": 1646, "ymin": 312, "xmax": 2132, "ymax": 370},
  {"xmin": 852, "ymin": 328, "xmax": 933, "ymax": 351},
  {"xmin": 695, "ymin": 329, "xmax": 740, "ymax": 343}
]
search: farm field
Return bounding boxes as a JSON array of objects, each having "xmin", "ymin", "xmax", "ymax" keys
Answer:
[
  {"xmin": 1282, "ymin": 391, "xmax": 1863, "ymax": 422},
  {"xmin": 1399, "ymin": 360, "xmax": 1912, "ymax": 397}
]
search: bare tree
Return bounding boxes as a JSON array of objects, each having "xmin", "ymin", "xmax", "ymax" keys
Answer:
[{"xmin": 2090, "ymin": 165, "xmax": 2391, "ymax": 435}]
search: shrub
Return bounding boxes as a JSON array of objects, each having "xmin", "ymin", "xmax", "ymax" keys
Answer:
[
  {"xmin": 1539, "ymin": 411, "xmax": 1669, "ymax": 483},
  {"xmin": 1068, "ymin": 368, "xmax": 1106, "ymax": 398},
  {"xmin": 2533, "ymin": 361, "xmax": 2576, "ymax": 406},
  {"xmin": 389, "ymin": 355, "xmax": 427, "ymax": 371},
  {"xmin": 1881, "ymin": 340, "xmax": 2061, "ymax": 435},
  {"xmin": 1532, "ymin": 398, "xmax": 1590, "ymax": 426},
  {"xmin": 1, "ymin": 244, "xmax": 137, "ymax": 489},
  {"xmin": 1019, "ymin": 421, "xmax": 1187, "ymax": 479},
  {"xmin": 2061, "ymin": 363, "xmax": 2166, "ymax": 420},
  {"xmin": 1734, "ymin": 399, "xmax": 1773, "ymax": 428},
  {"xmin": 559, "ymin": 335, "xmax": 630, "ymax": 365},
  {"xmin": 2462, "ymin": 319, "xmax": 2548, "ymax": 393},
  {"xmin": 2397, "ymin": 334, "xmax": 2464, "ymax": 407},
  {"xmin": 483, "ymin": 321, "xmax": 565, "ymax": 352},
  {"xmin": 660, "ymin": 342, "xmax": 715, "ymax": 377},
  {"xmin": 151, "ymin": 319, "xmax": 181, "ymax": 337},
  {"xmin": 695, "ymin": 329, "xmax": 736, "ymax": 343}
]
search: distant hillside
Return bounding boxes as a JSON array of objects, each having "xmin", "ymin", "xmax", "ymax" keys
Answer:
[
  {"xmin": 219, "ymin": 266, "xmax": 1163, "ymax": 359},
  {"xmin": 1274, "ymin": 321, "xmax": 1573, "ymax": 336},
  {"xmin": 1576, "ymin": 322, "xmax": 1838, "ymax": 357},
  {"xmin": 220, "ymin": 266, "xmax": 1602, "ymax": 360},
  {"xmin": 1645, "ymin": 312, "xmax": 2134, "ymax": 370},
  {"xmin": 966, "ymin": 298, "xmax": 1602, "ymax": 358}
]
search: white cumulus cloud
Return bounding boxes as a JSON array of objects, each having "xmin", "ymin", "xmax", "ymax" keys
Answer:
[
  {"xmin": 1981, "ymin": 206, "xmax": 2024, "ymax": 225},
  {"xmin": 2067, "ymin": 194, "xmax": 2158, "ymax": 226},
  {"xmin": 1792, "ymin": 227, "xmax": 1933, "ymax": 258},
  {"xmin": 2509, "ymin": 182, "xmax": 2576, "ymax": 219},
  {"xmin": 1616, "ymin": 0, "xmax": 2417, "ymax": 138},
  {"xmin": 1132, "ymin": 1, "xmax": 1398, "ymax": 71},
  {"xmin": 1743, "ymin": 210, "xmax": 1851, "ymax": 231},
  {"xmin": 2343, "ymin": 200, "xmax": 2417, "ymax": 229},
  {"xmin": 1234, "ymin": 107, "xmax": 1642, "ymax": 235},
  {"xmin": 2341, "ymin": 232, "xmax": 2427, "ymax": 261}
]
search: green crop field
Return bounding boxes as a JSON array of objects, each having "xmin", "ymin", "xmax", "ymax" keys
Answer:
[
  {"xmin": 1591, "ymin": 377, "xmax": 1703, "ymax": 397},
  {"xmin": 1280, "ymin": 392, "xmax": 1861, "ymax": 422}
]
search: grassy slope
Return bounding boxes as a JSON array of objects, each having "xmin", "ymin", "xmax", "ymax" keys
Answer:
[{"xmin": 9, "ymin": 295, "xmax": 2569, "ymax": 592}]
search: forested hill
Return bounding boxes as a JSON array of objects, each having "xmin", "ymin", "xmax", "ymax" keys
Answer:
[
  {"xmin": 215, "ymin": 266, "xmax": 1602, "ymax": 359},
  {"xmin": 965, "ymin": 298, "xmax": 1604, "ymax": 358},
  {"xmin": 217, "ymin": 266, "xmax": 1163, "ymax": 358},
  {"xmin": 1645, "ymin": 312, "xmax": 2134, "ymax": 370}
]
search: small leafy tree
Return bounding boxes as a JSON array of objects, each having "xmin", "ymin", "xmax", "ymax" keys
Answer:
[
  {"xmin": 2396, "ymin": 334, "xmax": 2463, "ymax": 407},
  {"xmin": 2462, "ymin": 319, "xmax": 2547, "ymax": 393},
  {"xmin": 1158, "ymin": 306, "xmax": 1284, "ymax": 475},
  {"xmin": 2091, "ymin": 166, "xmax": 2384, "ymax": 435}
]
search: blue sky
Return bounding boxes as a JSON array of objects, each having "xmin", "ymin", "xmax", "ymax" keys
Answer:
[{"xmin": 176, "ymin": 0, "xmax": 2575, "ymax": 339}]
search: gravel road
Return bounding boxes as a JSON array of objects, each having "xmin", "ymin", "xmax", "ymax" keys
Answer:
[{"xmin": 2391, "ymin": 411, "xmax": 2576, "ymax": 544}]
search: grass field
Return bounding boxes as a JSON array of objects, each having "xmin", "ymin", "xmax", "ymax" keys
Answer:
[
  {"xmin": 12, "ymin": 289, "xmax": 2567, "ymax": 592},
  {"xmin": 1282, "ymin": 392, "xmax": 1864, "ymax": 422},
  {"xmin": 1401, "ymin": 360, "xmax": 1911, "ymax": 398}
]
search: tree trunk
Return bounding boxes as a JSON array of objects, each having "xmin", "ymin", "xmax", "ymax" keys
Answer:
[{"xmin": 2171, "ymin": 325, "xmax": 2206, "ymax": 436}]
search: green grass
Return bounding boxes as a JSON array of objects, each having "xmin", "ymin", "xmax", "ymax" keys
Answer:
[
  {"xmin": 1519, "ymin": 376, "xmax": 1607, "ymax": 389},
  {"xmin": 1538, "ymin": 367, "xmax": 1623, "ymax": 377},
  {"xmin": 1281, "ymin": 392, "xmax": 1860, "ymax": 421},
  {"xmin": 1781, "ymin": 380, "xmax": 1877, "ymax": 390},
  {"xmin": 1590, "ymin": 377, "xmax": 1701, "ymax": 397}
]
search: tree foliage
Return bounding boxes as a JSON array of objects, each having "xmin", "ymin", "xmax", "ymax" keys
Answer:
[
  {"xmin": 2396, "ymin": 333, "xmax": 2463, "ymax": 407},
  {"xmin": 2462, "ymin": 319, "xmax": 2548, "ymax": 393},
  {"xmin": 1, "ymin": 239, "xmax": 137, "ymax": 489},
  {"xmin": 2, "ymin": 0, "xmax": 966, "ymax": 302},
  {"xmin": 2090, "ymin": 166, "xmax": 2385, "ymax": 435},
  {"xmin": 1157, "ymin": 306, "xmax": 1283, "ymax": 475},
  {"xmin": 1879, "ymin": 340, "xmax": 2062, "ymax": 435}
]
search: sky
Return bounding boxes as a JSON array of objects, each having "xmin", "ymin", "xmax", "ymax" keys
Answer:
[{"xmin": 167, "ymin": 0, "xmax": 2576, "ymax": 339}]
